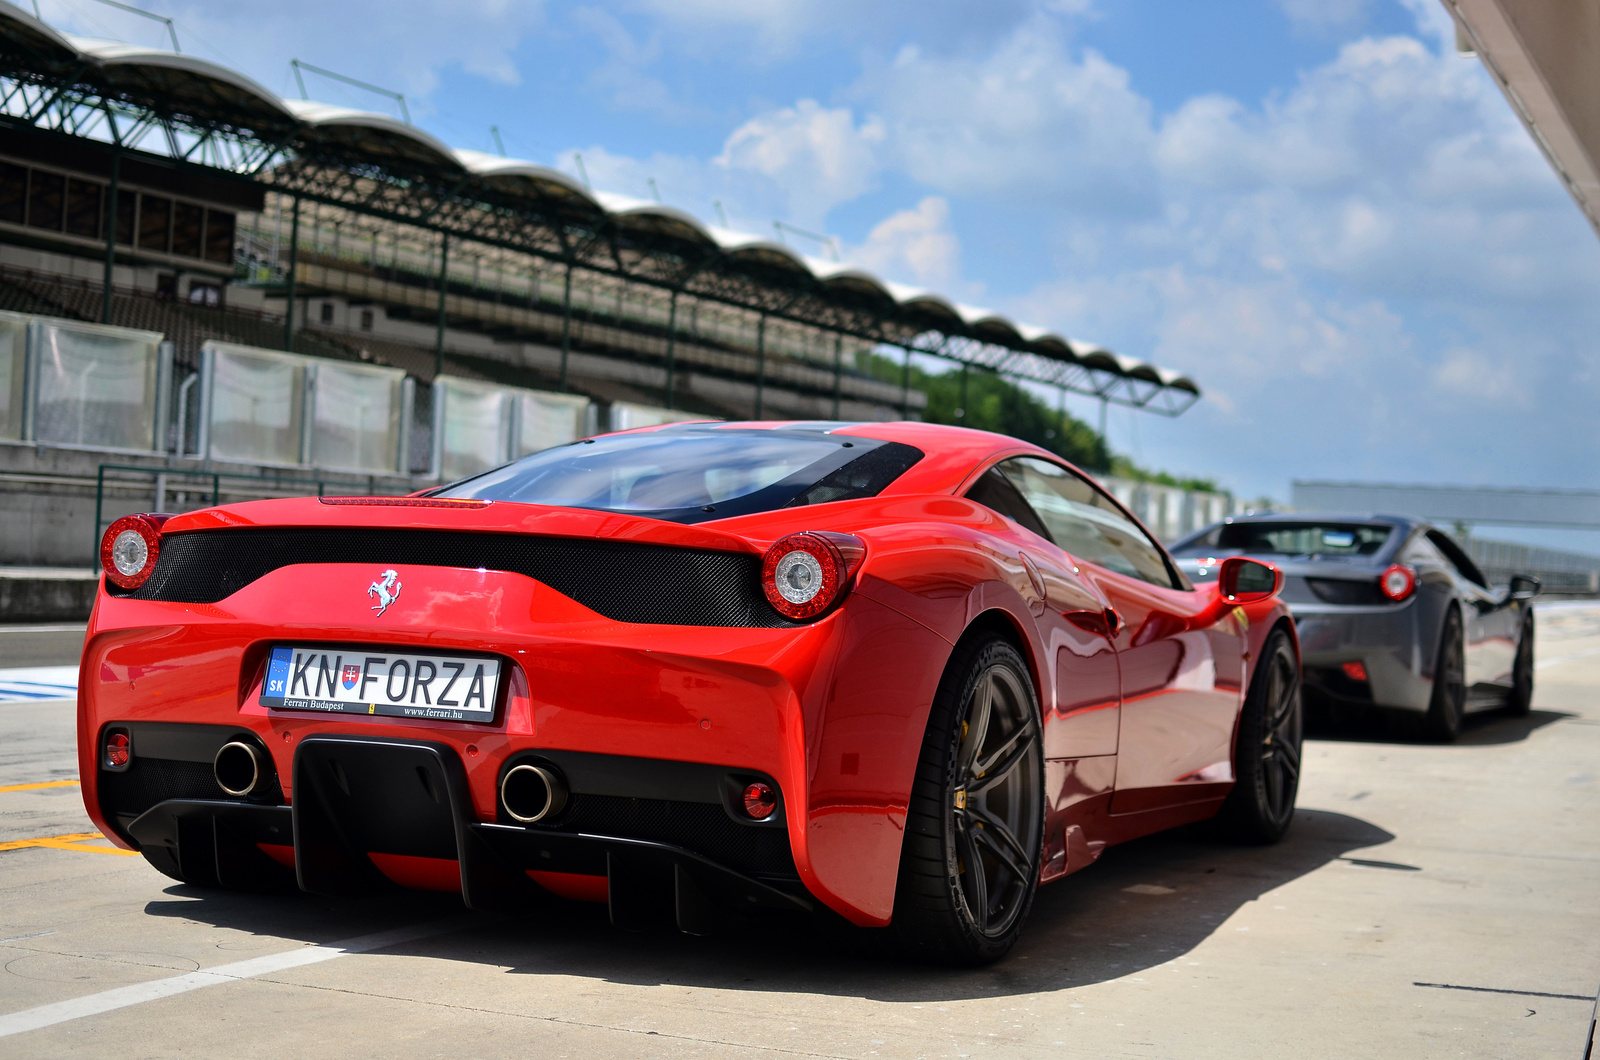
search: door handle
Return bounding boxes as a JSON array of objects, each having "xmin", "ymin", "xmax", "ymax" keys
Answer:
[{"xmin": 1065, "ymin": 608, "xmax": 1121, "ymax": 639}]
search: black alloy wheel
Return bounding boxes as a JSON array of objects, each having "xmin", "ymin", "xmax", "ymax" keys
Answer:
[
  {"xmin": 1507, "ymin": 611, "xmax": 1535, "ymax": 717},
  {"xmin": 1217, "ymin": 626, "xmax": 1302, "ymax": 843},
  {"xmin": 1423, "ymin": 607, "xmax": 1467, "ymax": 742},
  {"xmin": 892, "ymin": 634, "xmax": 1045, "ymax": 965}
]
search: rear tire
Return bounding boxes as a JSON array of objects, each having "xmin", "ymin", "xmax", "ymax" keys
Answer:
[
  {"xmin": 1507, "ymin": 612, "xmax": 1534, "ymax": 717},
  {"xmin": 1216, "ymin": 627, "xmax": 1302, "ymax": 844},
  {"xmin": 1422, "ymin": 608, "xmax": 1467, "ymax": 742},
  {"xmin": 891, "ymin": 634, "xmax": 1045, "ymax": 966}
]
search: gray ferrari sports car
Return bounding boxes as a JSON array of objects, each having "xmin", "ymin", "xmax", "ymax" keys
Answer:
[{"xmin": 1170, "ymin": 513, "xmax": 1540, "ymax": 741}]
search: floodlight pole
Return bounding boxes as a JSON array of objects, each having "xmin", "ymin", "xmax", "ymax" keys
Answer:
[
  {"xmin": 959, "ymin": 361, "xmax": 968, "ymax": 421},
  {"xmin": 1098, "ymin": 395, "xmax": 1108, "ymax": 442},
  {"xmin": 832, "ymin": 333, "xmax": 843, "ymax": 419},
  {"xmin": 1057, "ymin": 386, "xmax": 1066, "ymax": 451},
  {"xmin": 559, "ymin": 259, "xmax": 573, "ymax": 391},
  {"xmin": 664, "ymin": 289, "xmax": 678, "ymax": 409},
  {"xmin": 283, "ymin": 195, "xmax": 300, "ymax": 351},
  {"xmin": 900, "ymin": 346, "xmax": 911, "ymax": 419},
  {"xmin": 434, "ymin": 232, "xmax": 449, "ymax": 379},
  {"xmin": 754, "ymin": 314, "xmax": 766, "ymax": 419},
  {"xmin": 101, "ymin": 147, "xmax": 119, "ymax": 324}
]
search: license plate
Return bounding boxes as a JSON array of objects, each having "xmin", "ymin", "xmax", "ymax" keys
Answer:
[{"xmin": 260, "ymin": 645, "xmax": 502, "ymax": 723}]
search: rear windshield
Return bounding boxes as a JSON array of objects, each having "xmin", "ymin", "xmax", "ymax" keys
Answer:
[
  {"xmin": 1211, "ymin": 521, "xmax": 1394, "ymax": 557},
  {"xmin": 436, "ymin": 428, "xmax": 922, "ymax": 523}
]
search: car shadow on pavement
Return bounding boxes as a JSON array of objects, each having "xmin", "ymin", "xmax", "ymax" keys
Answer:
[
  {"xmin": 142, "ymin": 807, "xmax": 1394, "ymax": 1002},
  {"xmin": 1307, "ymin": 706, "xmax": 1571, "ymax": 746}
]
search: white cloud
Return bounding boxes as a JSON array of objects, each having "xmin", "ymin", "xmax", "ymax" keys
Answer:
[
  {"xmin": 1430, "ymin": 348, "xmax": 1530, "ymax": 407},
  {"xmin": 848, "ymin": 197, "xmax": 965, "ymax": 290},
  {"xmin": 858, "ymin": 23, "xmax": 1157, "ymax": 206},
  {"xmin": 613, "ymin": 0, "xmax": 1042, "ymax": 58},
  {"xmin": 37, "ymin": 0, "xmax": 548, "ymax": 102},
  {"xmin": 716, "ymin": 101, "xmax": 885, "ymax": 226},
  {"xmin": 1276, "ymin": 0, "xmax": 1371, "ymax": 35},
  {"xmin": 570, "ymin": 7, "xmax": 701, "ymax": 122}
]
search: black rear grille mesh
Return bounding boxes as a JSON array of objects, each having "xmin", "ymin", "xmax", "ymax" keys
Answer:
[
  {"xmin": 98, "ymin": 758, "xmax": 283, "ymax": 825},
  {"xmin": 115, "ymin": 528, "xmax": 794, "ymax": 628},
  {"xmin": 542, "ymin": 793, "xmax": 798, "ymax": 879}
]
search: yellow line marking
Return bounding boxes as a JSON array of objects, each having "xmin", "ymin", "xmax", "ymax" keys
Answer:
[
  {"xmin": 0, "ymin": 831, "xmax": 139, "ymax": 856},
  {"xmin": 0, "ymin": 780, "xmax": 80, "ymax": 794}
]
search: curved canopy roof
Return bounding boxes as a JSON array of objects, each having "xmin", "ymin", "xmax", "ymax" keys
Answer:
[
  {"xmin": 0, "ymin": 1, "xmax": 78, "ymax": 71},
  {"xmin": 285, "ymin": 99, "xmax": 458, "ymax": 172},
  {"xmin": 0, "ymin": 1, "xmax": 1199, "ymax": 399}
]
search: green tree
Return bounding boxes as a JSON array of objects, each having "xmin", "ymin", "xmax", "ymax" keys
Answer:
[{"xmin": 869, "ymin": 355, "xmax": 1110, "ymax": 470}]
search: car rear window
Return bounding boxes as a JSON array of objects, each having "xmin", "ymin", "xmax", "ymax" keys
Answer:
[
  {"xmin": 436, "ymin": 427, "xmax": 922, "ymax": 523},
  {"xmin": 1214, "ymin": 521, "xmax": 1393, "ymax": 557}
]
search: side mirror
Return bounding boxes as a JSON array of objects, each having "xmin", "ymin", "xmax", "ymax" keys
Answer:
[
  {"xmin": 1219, "ymin": 556, "xmax": 1282, "ymax": 604},
  {"xmin": 1508, "ymin": 574, "xmax": 1542, "ymax": 602}
]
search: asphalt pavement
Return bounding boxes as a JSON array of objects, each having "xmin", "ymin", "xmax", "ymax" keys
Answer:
[{"xmin": 0, "ymin": 607, "xmax": 1595, "ymax": 1058}]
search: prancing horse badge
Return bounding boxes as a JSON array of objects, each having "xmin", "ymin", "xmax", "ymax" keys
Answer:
[{"xmin": 368, "ymin": 569, "xmax": 402, "ymax": 616}]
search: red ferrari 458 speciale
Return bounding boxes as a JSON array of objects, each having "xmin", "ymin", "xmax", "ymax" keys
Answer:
[{"xmin": 81, "ymin": 421, "xmax": 1300, "ymax": 963}]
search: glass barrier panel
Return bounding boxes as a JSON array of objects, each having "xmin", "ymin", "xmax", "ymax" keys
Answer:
[
  {"xmin": 209, "ymin": 346, "xmax": 304, "ymax": 464},
  {"xmin": 439, "ymin": 377, "xmax": 509, "ymax": 479},
  {"xmin": 609, "ymin": 401, "xmax": 701, "ymax": 432},
  {"xmin": 32, "ymin": 319, "xmax": 160, "ymax": 449},
  {"xmin": 514, "ymin": 390, "xmax": 590, "ymax": 456},
  {"xmin": 313, "ymin": 362, "xmax": 404, "ymax": 473},
  {"xmin": 0, "ymin": 311, "xmax": 24, "ymax": 441}
]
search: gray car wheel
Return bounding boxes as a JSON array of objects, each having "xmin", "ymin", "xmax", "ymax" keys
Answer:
[{"xmin": 1422, "ymin": 607, "xmax": 1466, "ymax": 742}]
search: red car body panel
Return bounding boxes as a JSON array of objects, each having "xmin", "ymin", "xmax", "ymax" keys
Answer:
[{"xmin": 78, "ymin": 422, "xmax": 1295, "ymax": 927}]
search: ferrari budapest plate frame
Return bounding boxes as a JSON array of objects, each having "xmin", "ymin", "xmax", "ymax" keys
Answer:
[
  {"xmin": 260, "ymin": 645, "xmax": 505, "ymax": 724},
  {"xmin": 80, "ymin": 421, "xmax": 1299, "ymax": 964}
]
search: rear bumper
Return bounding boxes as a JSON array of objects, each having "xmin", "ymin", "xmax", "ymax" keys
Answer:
[
  {"xmin": 1291, "ymin": 601, "xmax": 1432, "ymax": 712},
  {"xmin": 79, "ymin": 562, "xmax": 953, "ymax": 926},
  {"xmin": 124, "ymin": 735, "xmax": 810, "ymax": 933}
]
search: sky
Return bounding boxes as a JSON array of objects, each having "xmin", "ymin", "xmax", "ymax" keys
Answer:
[{"xmin": 36, "ymin": 0, "xmax": 1600, "ymax": 546}]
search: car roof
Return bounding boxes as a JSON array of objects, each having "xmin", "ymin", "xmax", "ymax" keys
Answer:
[{"xmin": 1216, "ymin": 511, "xmax": 1423, "ymax": 533}]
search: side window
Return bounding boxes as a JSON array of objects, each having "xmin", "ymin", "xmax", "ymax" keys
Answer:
[
  {"xmin": 1425, "ymin": 530, "xmax": 1487, "ymax": 588},
  {"xmin": 1400, "ymin": 533, "xmax": 1448, "ymax": 570},
  {"xmin": 964, "ymin": 466, "xmax": 1050, "ymax": 540},
  {"xmin": 994, "ymin": 457, "xmax": 1178, "ymax": 589}
]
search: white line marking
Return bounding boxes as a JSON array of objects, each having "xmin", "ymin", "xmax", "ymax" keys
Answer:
[
  {"xmin": 0, "ymin": 917, "xmax": 469, "ymax": 1039},
  {"xmin": 0, "ymin": 931, "xmax": 57, "ymax": 945},
  {"xmin": 0, "ymin": 667, "xmax": 78, "ymax": 703}
]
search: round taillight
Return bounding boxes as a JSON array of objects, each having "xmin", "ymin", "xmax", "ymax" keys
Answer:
[
  {"xmin": 100, "ymin": 514, "xmax": 167, "ymax": 590},
  {"xmin": 1379, "ymin": 564, "xmax": 1416, "ymax": 601},
  {"xmin": 104, "ymin": 731, "xmax": 130, "ymax": 769},
  {"xmin": 741, "ymin": 782, "xmax": 777, "ymax": 820},
  {"xmin": 760, "ymin": 532, "xmax": 864, "ymax": 620}
]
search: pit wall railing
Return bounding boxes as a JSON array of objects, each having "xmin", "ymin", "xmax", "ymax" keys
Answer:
[{"xmin": 91, "ymin": 464, "xmax": 379, "ymax": 563}]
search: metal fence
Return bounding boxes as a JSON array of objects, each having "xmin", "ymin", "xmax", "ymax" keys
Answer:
[{"xmin": 1462, "ymin": 536, "xmax": 1600, "ymax": 595}]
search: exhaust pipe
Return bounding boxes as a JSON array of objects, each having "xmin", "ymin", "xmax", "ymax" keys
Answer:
[
  {"xmin": 501, "ymin": 763, "xmax": 567, "ymax": 823},
  {"xmin": 214, "ymin": 740, "xmax": 268, "ymax": 797}
]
